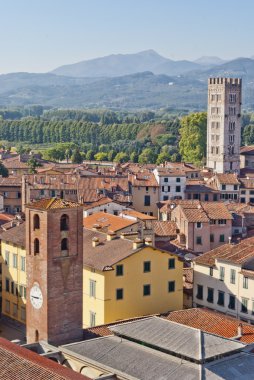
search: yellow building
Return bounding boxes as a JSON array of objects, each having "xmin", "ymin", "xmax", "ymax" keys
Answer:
[
  {"xmin": 83, "ymin": 229, "xmax": 183, "ymax": 327},
  {"xmin": 1, "ymin": 223, "xmax": 26, "ymax": 324}
]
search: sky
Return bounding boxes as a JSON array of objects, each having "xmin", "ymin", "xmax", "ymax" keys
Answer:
[{"xmin": 1, "ymin": 0, "xmax": 254, "ymax": 74}]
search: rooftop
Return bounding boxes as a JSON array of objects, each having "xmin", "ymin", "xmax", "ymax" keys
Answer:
[
  {"xmin": 0, "ymin": 337, "xmax": 89, "ymax": 380},
  {"xmin": 215, "ymin": 173, "xmax": 240, "ymax": 185},
  {"xmin": 110, "ymin": 316, "xmax": 244, "ymax": 363},
  {"xmin": 162, "ymin": 308, "xmax": 254, "ymax": 344},
  {"xmin": 27, "ymin": 198, "xmax": 81, "ymax": 210},
  {"xmin": 83, "ymin": 211, "xmax": 138, "ymax": 233},
  {"xmin": 83, "ymin": 229, "xmax": 135, "ymax": 271},
  {"xmin": 153, "ymin": 220, "xmax": 178, "ymax": 237},
  {"xmin": 0, "ymin": 222, "xmax": 25, "ymax": 247},
  {"xmin": 194, "ymin": 236, "xmax": 254, "ymax": 266}
]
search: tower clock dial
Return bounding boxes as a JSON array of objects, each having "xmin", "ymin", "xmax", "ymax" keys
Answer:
[{"xmin": 30, "ymin": 283, "xmax": 43, "ymax": 309}]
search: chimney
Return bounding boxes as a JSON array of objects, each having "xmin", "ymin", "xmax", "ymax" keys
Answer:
[
  {"xmin": 92, "ymin": 223, "xmax": 102, "ymax": 231},
  {"xmin": 92, "ymin": 237, "xmax": 100, "ymax": 247},
  {"xmin": 237, "ymin": 323, "xmax": 243, "ymax": 338},
  {"xmin": 107, "ymin": 231, "xmax": 117, "ymax": 241},
  {"xmin": 133, "ymin": 238, "xmax": 144, "ymax": 250},
  {"xmin": 145, "ymin": 237, "xmax": 153, "ymax": 246}
]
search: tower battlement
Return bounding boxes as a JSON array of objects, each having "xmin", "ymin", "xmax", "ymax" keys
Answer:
[{"xmin": 208, "ymin": 77, "xmax": 242, "ymax": 86}]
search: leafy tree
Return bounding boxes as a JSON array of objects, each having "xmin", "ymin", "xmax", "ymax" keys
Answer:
[
  {"xmin": 107, "ymin": 150, "xmax": 116, "ymax": 161},
  {"xmin": 27, "ymin": 157, "xmax": 42, "ymax": 174},
  {"xmin": 71, "ymin": 148, "xmax": 83, "ymax": 164},
  {"xmin": 0, "ymin": 161, "xmax": 8, "ymax": 177},
  {"xmin": 156, "ymin": 151, "xmax": 171, "ymax": 165},
  {"xmin": 130, "ymin": 151, "xmax": 139, "ymax": 163},
  {"xmin": 86, "ymin": 150, "xmax": 95, "ymax": 160},
  {"xmin": 243, "ymin": 124, "xmax": 254, "ymax": 145},
  {"xmin": 94, "ymin": 152, "xmax": 108, "ymax": 161},
  {"xmin": 114, "ymin": 152, "xmax": 129, "ymax": 163},
  {"xmin": 179, "ymin": 112, "xmax": 207, "ymax": 164},
  {"xmin": 138, "ymin": 148, "xmax": 157, "ymax": 164}
]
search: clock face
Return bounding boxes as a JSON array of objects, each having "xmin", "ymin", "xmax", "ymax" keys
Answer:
[{"xmin": 30, "ymin": 283, "xmax": 43, "ymax": 309}]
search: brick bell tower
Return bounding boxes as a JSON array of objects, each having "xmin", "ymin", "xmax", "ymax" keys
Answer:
[{"xmin": 26, "ymin": 198, "xmax": 83, "ymax": 345}]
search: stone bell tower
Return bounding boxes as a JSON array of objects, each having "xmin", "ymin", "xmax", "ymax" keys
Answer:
[
  {"xmin": 206, "ymin": 77, "xmax": 242, "ymax": 173},
  {"xmin": 26, "ymin": 198, "xmax": 83, "ymax": 345}
]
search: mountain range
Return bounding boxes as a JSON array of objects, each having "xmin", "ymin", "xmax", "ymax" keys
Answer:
[{"xmin": 1, "ymin": 50, "xmax": 254, "ymax": 110}]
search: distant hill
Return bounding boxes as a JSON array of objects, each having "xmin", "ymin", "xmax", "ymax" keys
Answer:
[
  {"xmin": 194, "ymin": 56, "xmax": 227, "ymax": 66},
  {"xmin": 51, "ymin": 50, "xmax": 201, "ymax": 78},
  {"xmin": 1, "ymin": 55, "xmax": 254, "ymax": 110}
]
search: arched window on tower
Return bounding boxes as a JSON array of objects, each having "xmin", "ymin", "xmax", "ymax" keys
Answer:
[
  {"xmin": 60, "ymin": 214, "xmax": 69, "ymax": 231},
  {"xmin": 33, "ymin": 214, "xmax": 40, "ymax": 230},
  {"xmin": 34, "ymin": 238, "xmax": 40, "ymax": 255},
  {"xmin": 61, "ymin": 238, "xmax": 69, "ymax": 256}
]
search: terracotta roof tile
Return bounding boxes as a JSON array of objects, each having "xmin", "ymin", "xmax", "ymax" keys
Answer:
[
  {"xmin": 0, "ymin": 223, "xmax": 25, "ymax": 247},
  {"xmin": 162, "ymin": 308, "xmax": 254, "ymax": 344},
  {"xmin": 0, "ymin": 337, "xmax": 90, "ymax": 380},
  {"xmin": 240, "ymin": 145, "xmax": 254, "ymax": 154},
  {"xmin": 153, "ymin": 221, "xmax": 178, "ymax": 237},
  {"xmin": 194, "ymin": 236, "xmax": 254, "ymax": 266},
  {"xmin": 83, "ymin": 197, "xmax": 113, "ymax": 210},
  {"xmin": 216, "ymin": 173, "xmax": 240, "ymax": 185},
  {"xmin": 83, "ymin": 212, "xmax": 138, "ymax": 233},
  {"xmin": 27, "ymin": 198, "xmax": 81, "ymax": 210}
]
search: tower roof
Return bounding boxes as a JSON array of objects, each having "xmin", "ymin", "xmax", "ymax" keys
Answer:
[{"xmin": 26, "ymin": 198, "xmax": 81, "ymax": 210}]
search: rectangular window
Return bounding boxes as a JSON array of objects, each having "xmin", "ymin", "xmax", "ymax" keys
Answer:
[
  {"xmin": 209, "ymin": 267, "xmax": 213, "ymax": 276},
  {"xmin": 143, "ymin": 261, "xmax": 151, "ymax": 273},
  {"xmin": 143, "ymin": 284, "xmax": 151, "ymax": 296},
  {"xmin": 241, "ymin": 298, "xmax": 248, "ymax": 314},
  {"xmin": 116, "ymin": 264, "xmax": 123, "ymax": 276},
  {"xmin": 234, "ymin": 185, "xmax": 238, "ymax": 191},
  {"xmin": 168, "ymin": 281, "xmax": 175, "ymax": 292},
  {"xmin": 13, "ymin": 303, "xmax": 17, "ymax": 317},
  {"xmin": 5, "ymin": 251, "xmax": 10, "ymax": 266},
  {"xmin": 230, "ymin": 269, "xmax": 236, "ymax": 284},
  {"xmin": 19, "ymin": 285, "xmax": 24, "ymax": 298},
  {"xmin": 228, "ymin": 294, "xmax": 236, "ymax": 310},
  {"xmin": 176, "ymin": 178, "xmax": 181, "ymax": 183},
  {"xmin": 21, "ymin": 257, "xmax": 26, "ymax": 272},
  {"xmin": 21, "ymin": 307, "xmax": 26, "ymax": 321},
  {"xmin": 196, "ymin": 284, "xmax": 203, "ymax": 300},
  {"xmin": 207, "ymin": 288, "xmax": 214, "ymax": 303},
  {"xmin": 89, "ymin": 279, "xmax": 96, "ymax": 298},
  {"xmin": 196, "ymin": 236, "xmax": 202, "ymax": 245},
  {"xmin": 162, "ymin": 186, "xmax": 165, "ymax": 192},
  {"xmin": 222, "ymin": 185, "xmax": 226, "ymax": 190},
  {"xmin": 243, "ymin": 276, "xmax": 248, "ymax": 289},
  {"xmin": 218, "ymin": 219, "xmax": 226, "ymax": 225},
  {"xmin": 5, "ymin": 278, "xmax": 10, "ymax": 292},
  {"xmin": 219, "ymin": 234, "xmax": 225, "ymax": 243},
  {"xmin": 5, "ymin": 300, "xmax": 10, "ymax": 313},
  {"xmin": 210, "ymin": 234, "xmax": 214, "ymax": 243},
  {"xmin": 145, "ymin": 186, "xmax": 149, "ymax": 192},
  {"xmin": 89, "ymin": 311, "xmax": 96, "ymax": 327},
  {"xmin": 144, "ymin": 195, "xmax": 150, "ymax": 206},
  {"xmin": 229, "ymin": 94, "xmax": 236, "ymax": 103},
  {"xmin": 13, "ymin": 254, "xmax": 18, "ymax": 269},
  {"xmin": 164, "ymin": 177, "xmax": 168, "ymax": 183},
  {"xmin": 11, "ymin": 282, "xmax": 14, "ymax": 295},
  {"xmin": 175, "ymin": 186, "xmax": 181, "ymax": 193},
  {"xmin": 219, "ymin": 267, "xmax": 225, "ymax": 281},
  {"xmin": 196, "ymin": 222, "xmax": 202, "ymax": 229},
  {"xmin": 168, "ymin": 258, "xmax": 175, "ymax": 269},
  {"xmin": 218, "ymin": 291, "xmax": 225, "ymax": 306},
  {"xmin": 116, "ymin": 288, "xmax": 123, "ymax": 300}
]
